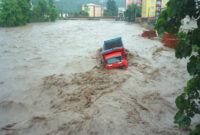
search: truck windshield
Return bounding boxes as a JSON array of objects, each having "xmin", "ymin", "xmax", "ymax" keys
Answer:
[{"xmin": 106, "ymin": 55, "xmax": 122, "ymax": 64}]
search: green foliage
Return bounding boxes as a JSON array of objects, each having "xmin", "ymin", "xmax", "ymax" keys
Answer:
[
  {"xmin": 47, "ymin": 0, "xmax": 58, "ymax": 21},
  {"xmin": 189, "ymin": 124, "xmax": 200, "ymax": 135},
  {"xmin": 0, "ymin": 0, "xmax": 31, "ymax": 27},
  {"xmin": 0, "ymin": 0, "xmax": 58, "ymax": 26},
  {"xmin": 104, "ymin": 10, "xmax": 112, "ymax": 16},
  {"xmin": 187, "ymin": 55, "xmax": 200, "ymax": 76},
  {"xmin": 174, "ymin": 76, "xmax": 200, "ymax": 129},
  {"xmin": 155, "ymin": 0, "xmax": 199, "ymax": 34},
  {"xmin": 155, "ymin": 9, "xmax": 181, "ymax": 35},
  {"xmin": 155, "ymin": 0, "xmax": 200, "ymax": 134},
  {"xmin": 72, "ymin": 5, "xmax": 89, "ymax": 17},
  {"xmin": 174, "ymin": 32, "xmax": 192, "ymax": 58},
  {"xmin": 30, "ymin": 0, "xmax": 48, "ymax": 22},
  {"xmin": 104, "ymin": 0, "xmax": 118, "ymax": 16},
  {"xmin": 18, "ymin": 0, "xmax": 31, "ymax": 23},
  {"xmin": 31, "ymin": 0, "xmax": 124, "ymax": 13},
  {"xmin": 71, "ymin": 10, "xmax": 88, "ymax": 17},
  {"xmin": 124, "ymin": 4, "xmax": 141, "ymax": 22},
  {"xmin": 79, "ymin": 5, "xmax": 89, "ymax": 17},
  {"xmin": 30, "ymin": 0, "xmax": 58, "ymax": 22},
  {"xmin": 79, "ymin": 10, "xmax": 89, "ymax": 16},
  {"xmin": 84, "ymin": 5, "xmax": 89, "ymax": 12}
]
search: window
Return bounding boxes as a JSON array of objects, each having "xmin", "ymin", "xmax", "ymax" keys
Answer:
[
  {"xmin": 157, "ymin": 1, "xmax": 161, "ymax": 4},
  {"xmin": 157, "ymin": 7, "xmax": 161, "ymax": 10},
  {"xmin": 106, "ymin": 55, "xmax": 122, "ymax": 64},
  {"xmin": 163, "ymin": 0, "xmax": 166, "ymax": 4}
]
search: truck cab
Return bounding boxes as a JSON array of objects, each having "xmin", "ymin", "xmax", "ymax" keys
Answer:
[{"xmin": 102, "ymin": 37, "xmax": 128, "ymax": 69}]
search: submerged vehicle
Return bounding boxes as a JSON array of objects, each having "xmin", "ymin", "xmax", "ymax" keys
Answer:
[{"xmin": 101, "ymin": 37, "xmax": 128, "ymax": 69}]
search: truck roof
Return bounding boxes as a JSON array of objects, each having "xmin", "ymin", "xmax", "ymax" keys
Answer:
[
  {"xmin": 102, "ymin": 37, "xmax": 124, "ymax": 54},
  {"xmin": 104, "ymin": 52, "xmax": 122, "ymax": 59}
]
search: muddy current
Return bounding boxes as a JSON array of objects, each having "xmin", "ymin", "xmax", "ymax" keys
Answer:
[{"xmin": 0, "ymin": 20, "xmax": 191, "ymax": 135}]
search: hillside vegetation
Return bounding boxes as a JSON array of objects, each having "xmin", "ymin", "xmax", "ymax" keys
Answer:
[{"xmin": 33, "ymin": 0, "xmax": 124, "ymax": 13}]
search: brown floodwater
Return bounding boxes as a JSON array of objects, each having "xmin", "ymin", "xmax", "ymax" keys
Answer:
[{"xmin": 0, "ymin": 20, "xmax": 191, "ymax": 135}]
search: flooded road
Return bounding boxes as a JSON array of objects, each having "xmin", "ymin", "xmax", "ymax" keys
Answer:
[{"xmin": 0, "ymin": 20, "xmax": 190, "ymax": 135}]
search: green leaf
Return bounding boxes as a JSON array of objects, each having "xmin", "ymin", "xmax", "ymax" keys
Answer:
[
  {"xmin": 192, "ymin": 45, "xmax": 200, "ymax": 52},
  {"xmin": 175, "ymin": 93, "xmax": 187, "ymax": 110},
  {"xmin": 174, "ymin": 111, "xmax": 191, "ymax": 128},
  {"xmin": 187, "ymin": 56, "xmax": 200, "ymax": 76},
  {"xmin": 189, "ymin": 124, "xmax": 200, "ymax": 135},
  {"xmin": 175, "ymin": 40, "xmax": 192, "ymax": 59}
]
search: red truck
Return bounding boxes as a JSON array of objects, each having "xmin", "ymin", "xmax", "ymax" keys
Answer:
[{"xmin": 101, "ymin": 37, "xmax": 128, "ymax": 69}]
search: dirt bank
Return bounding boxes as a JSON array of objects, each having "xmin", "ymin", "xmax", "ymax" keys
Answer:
[{"xmin": 0, "ymin": 20, "xmax": 190, "ymax": 135}]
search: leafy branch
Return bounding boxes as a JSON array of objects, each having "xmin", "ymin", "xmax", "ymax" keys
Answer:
[{"xmin": 155, "ymin": 0, "xmax": 200, "ymax": 134}]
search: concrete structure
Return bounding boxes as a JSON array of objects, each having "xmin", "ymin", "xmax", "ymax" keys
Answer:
[
  {"xmin": 81, "ymin": 3, "xmax": 103, "ymax": 17},
  {"xmin": 141, "ymin": 0, "xmax": 169, "ymax": 18}
]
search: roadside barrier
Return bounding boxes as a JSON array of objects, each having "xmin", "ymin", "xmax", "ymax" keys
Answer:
[
  {"xmin": 161, "ymin": 33, "xmax": 178, "ymax": 48},
  {"xmin": 142, "ymin": 30, "xmax": 157, "ymax": 39}
]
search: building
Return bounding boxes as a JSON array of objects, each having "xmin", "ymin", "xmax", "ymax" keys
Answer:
[
  {"xmin": 141, "ymin": 0, "xmax": 169, "ymax": 18},
  {"xmin": 125, "ymin": 0, "xmax": 134, "ymax": 9},
  {"xmin": 125, "ymin": 0, "xmax": 142, "ymax": 9},
  {"xmin": 155, "ymin": 0, "xmax": 162, "ymax": 18},
  {"xmin": 81, "ymin": 3, "xmax": 103, "ymax": 17},
  {"xmin": 118, "ymin": 7, "xmax": 126, "ymax": 14},
  {"xmin": 155, "ymin": 0, "xmax": 168, "ymax": 18},
  {"xmin": 135, "ymin": 0, "xmax": 143, "ymax": 7},
  {"xmin": 142, "ymin": 0, "xmax": 156, "ymax": 18},
  {"xmin": 124, "ymin": 0, "xmax": 169, "ymax": 18}
]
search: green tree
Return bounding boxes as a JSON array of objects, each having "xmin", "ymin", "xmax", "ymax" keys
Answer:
[
  {"xmin": 155, "ymin": 0, "xmax": 200, "ymax": 134},
  {"xmin": 30, "ymin": 0, "xmax": 58, "ymax": 22},
  {"xmin": 47, "ymin": 0, "xmax": 58, "ymax": 21},
  {"xmin": 79, "ymin": 10, "xmax": 89, "ymax": 16},
  {"xmin": 78, "ymin": 5, "xmax": 89, "ymax": 17},
  {"xmin": 104, "ymin": 10, "xmax": 112, "ymax": 16},
  {"xmin": 124, "ymin": 4, "xmax": 141, "ymax": 22},
  {"xmin": 0, "ymin": 0, "xmax": 31, "ymax": 27},
  {"xmin": 104, "ymin": 0, "xmax": 118, "ymax": 16},
  {"xmin": 18, "ymin": 0, "xmax": 31, "ymax": 22},
  {"xmin": 30, "ymin": 0, "xmax": 48, "ymax": 22},
  {"xmin": 84, "ymin": 5, "xmax": 89, "ymax": 13}
]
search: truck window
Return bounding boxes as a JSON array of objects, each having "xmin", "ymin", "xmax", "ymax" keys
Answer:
[{"xmin": 106, "ymin": 55, "xmax": 122, "ymax": 64}]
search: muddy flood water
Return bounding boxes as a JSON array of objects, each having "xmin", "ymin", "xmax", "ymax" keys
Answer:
[{"xmin": 0, "ymin": 20, "xmax": 191, "ymax": 135}]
